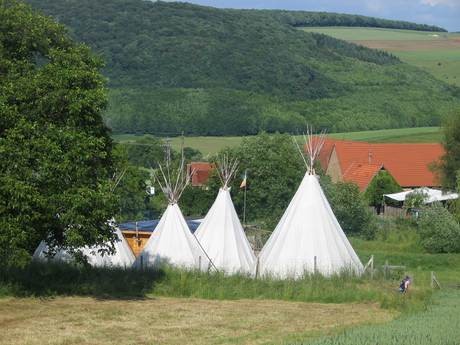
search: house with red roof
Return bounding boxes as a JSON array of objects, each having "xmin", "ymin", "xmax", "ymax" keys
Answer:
[
  {"xmin": 318, "ymin": 139, "xmax": 443, "ymax": 191},
  {"xmin": 187, "ymin": 162, "xmax": 216, "ymax": 187}
]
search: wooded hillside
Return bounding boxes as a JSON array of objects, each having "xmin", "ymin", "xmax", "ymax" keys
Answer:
[{"xmin": 26, "ymin": 0, "xmax": 460, "ymax": 135}]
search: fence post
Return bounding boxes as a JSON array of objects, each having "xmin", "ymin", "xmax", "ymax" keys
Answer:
[
  {"xmin": 384, "ymin": 260, "xmax": 388, "ymax": 280},
  {"xmin": 314, "ymin": 256, "xmax": 317, "ymax": 274},
  {"xmin": 371, "ymin": 255, "xmax": 374, "ymax": 280},
  {"xmin": 255, "ymin": 256, "xmax": 260, "ymax": 279},
  {"xmin": 199, "ymin": 256, "xmax": 202, "ymax": 271}
]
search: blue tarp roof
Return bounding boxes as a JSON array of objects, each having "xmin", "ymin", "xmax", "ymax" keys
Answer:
[{"xmin": 119, "ymin": 219, "xmax": 201, "ymax": 233}]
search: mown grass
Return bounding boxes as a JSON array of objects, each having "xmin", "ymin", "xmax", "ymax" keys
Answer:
[
  {"xmin": 0, "ymin": 296, "xmax": 394, "ymax": 345},
  {"xmin": 297, "ymin": 289, "xmax": 460, "ymax": 345},
  {"xmin": 113, "ymin": 127, "xmax": 441, "ymax": 156}
]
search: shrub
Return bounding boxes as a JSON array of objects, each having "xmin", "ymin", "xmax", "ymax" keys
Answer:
[
  {"xmin": 321, "ymin": 176, "xmax": 377, "ymax": 239},
  {"xmin": 417, "ymin": 204, "xmax": 460, "ymax": 253}
]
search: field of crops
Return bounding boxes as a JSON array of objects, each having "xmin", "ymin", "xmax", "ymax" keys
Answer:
[
  {"xmin": 300, "ymin": 289, "xmax": 460, "ymax": 345},
  {"xmin": 302, "ymin": 27, "xmax": 460, "ymax": 87},
  {"xmin": 113, "ymin": 127, "xmax": 442, "ymax": 156}
]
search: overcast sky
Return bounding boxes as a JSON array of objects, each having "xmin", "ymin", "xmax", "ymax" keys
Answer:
[{"xmin": 180, "ymin": 0, "xmax": 460, "ymax": 31}]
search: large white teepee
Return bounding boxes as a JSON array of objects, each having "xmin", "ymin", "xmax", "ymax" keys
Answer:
[
  {"xmin": 257, "ymin": 130, "xmax": 363, "ymax": 278},
  {"xmin": 133, "ymin": 154, "xmax": 211, "ymax": 270},
  {"xmin": 195, "ymin": 156, "xmax": 255, "ymax": 274},
  {"xmin": 33, "ymin": 227, "xmax": 135, "ymax": 267}
]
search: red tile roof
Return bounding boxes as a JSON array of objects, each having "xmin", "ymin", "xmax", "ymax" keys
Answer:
[
  {"xmin": 322, "ymin": 139, "xmax": 443, "ymax": 187},
  {"xmin": 342, "ymin": 163, "xmax": 384, "ymax": 191},
  {"xmin": 187, "ymin": 162, "xmax": 215, "ymax": 186}
]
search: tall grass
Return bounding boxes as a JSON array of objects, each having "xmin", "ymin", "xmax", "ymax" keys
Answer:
[
  {"xmin": 0, "ymin": 262, "xmax": 430, "ymax": 312},
  {"xmin": 296, "ymin": 289, "xmax": 460, "ymax": 345}
]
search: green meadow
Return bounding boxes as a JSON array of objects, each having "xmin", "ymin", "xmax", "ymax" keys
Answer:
[{"xmin": 113, "ymin": 127, "xmax": 442, "ymax": 157}]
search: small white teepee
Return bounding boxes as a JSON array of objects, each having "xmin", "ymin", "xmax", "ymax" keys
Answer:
[
  {"xmin": 133, "ymin": 154, "xmax": 211, "ymax": 270},
  {"xmin": 257, "ymin": 129, "xmax": 363, "ymax": 278},
  {"xmin": 33, "ymin": 226, "xmax": 135, "ymax": 268},
  {"xmin": 195, "ymin": 155, "xmax": 255, "ymax": 274}
]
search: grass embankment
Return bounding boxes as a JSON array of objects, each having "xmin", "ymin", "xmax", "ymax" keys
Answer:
[
  {"xmin": 298, "ymin": 289, "xmax": 460, "ymax": 345},
  {"xmin": 113, "ymin": 127, "xmax": 441, "ymax": 156},
  {"xmin": 0, "ymin": 262, "xmax": 429, "ymax": 312},
  {"xmin": 301, "ymin": 27, "xmax": 460, "ymax": 87}
]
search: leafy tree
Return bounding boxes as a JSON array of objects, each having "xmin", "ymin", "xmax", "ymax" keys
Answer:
[
  {"xmin": 439, "ymin": 112, "xmax": 460, "ymax": 189},
  {"xmin": 364, "ymin": 170, "xmax": 401, "ymax": 212},
  {"xmin": 227, "ymin": 133, "xmax": 304, "ymax": 227},
  {"xmin": 0, "ymin": 1, "xmax": 117, "ymax": 266},
  {"xmin": 417, "ymin": 203, "xmax": 460, "ymax": 253},
  {"xmin": 321, "ymin": 177, "xmax": 376, "ymax": 239},
  {"xmin": 123, "ymin": 136, "xmax": 165, "ymax": 168},
  {"xmin": 405, "ymin": 190, "xmax": 428, "ymax": 210}
]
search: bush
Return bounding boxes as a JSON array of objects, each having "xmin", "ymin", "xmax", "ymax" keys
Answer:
[
  {"xmin": 364, "ymin": 170, "xmax": 401, "ymax": 211},
  {"xmin": 417, "ymin": 204, "xmax": 460, "ymax": 253},
  {"xmin": 321, "ymin": 176, "xmax": 377, "ymax": 239}
]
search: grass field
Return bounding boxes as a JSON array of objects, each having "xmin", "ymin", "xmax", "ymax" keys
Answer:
[
  {"xmin": 0, "ymin": 297, "xmax": 393, "ymax": 345},
  {"xmin": 113, "ymin": 127, "xmax": 442, "ymax": 156},
  {"xmin": 301, "ymin": 289, "xmax": 460, "ymax": 345},
  {"xmin": 301, "ymin": 27, "xmax": 460, "ymax": 86},
  {"xmin": 2, "ymin": 219, "xmax": 459, "ymax": 344}
]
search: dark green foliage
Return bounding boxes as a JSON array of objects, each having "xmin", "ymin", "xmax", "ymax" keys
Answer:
[
  {"xmin": 321, "ymin": 177, "xmax": 377, "ymax": 239},
  {"xmin": 438, "ymin": 112, "xmax": 460, "ymax": 189},
  {"xmin": 25, "ymin": 0, "xmax": 460, "ymax": 135},
  {"xmin": 266, "ymin": 9, "xmax": 446, "ymax": 32},
  {"xmin": 364, "ymin": 170, "xmax": 402, "ymax": 209},
  {"xmin": 123, "ymin": 136, "xmax": 165, "ymax": 168},
  {"xmin": 417, "ymin": 204, "xmax": 460, "ymax": 253},
  {"xmin": 226, "ymin": 133, "xmax": 305, "ymax": 227},
  {"xmin": 0, "ymin": 1, "xmax": 117, "ymax": 266}
]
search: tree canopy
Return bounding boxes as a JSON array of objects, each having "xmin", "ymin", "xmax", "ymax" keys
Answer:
[
  {"xmin": 25, "ymin": 0, "xmax": 460, "ymax": 136},
  {"xmin": 0, "ymin": 1, "xmax": 117, "ymax": 265}
]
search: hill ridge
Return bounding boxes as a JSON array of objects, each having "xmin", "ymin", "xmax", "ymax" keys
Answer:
[{"xmin": 26, "ymin": 0, "xmax": 459, "ymax": 135}]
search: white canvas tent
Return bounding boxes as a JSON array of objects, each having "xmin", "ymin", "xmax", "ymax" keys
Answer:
[
  {"xmin": 195, "ymin": 156, "xmax": 255, "ymax": 274},
  {"xmin": 384, "ymin": 188, "xmax": 458, "ymax": 204},
  {"xmin": 133, "ymin": 154, "xmax": 211, "ymax": 270},
  {"xmin": 33, "ymin": 227, "xmax": 135, "ymax": 267},
  {"xmin": 257, "ymin": 130, "xmax": 363, "ymax": 278}
]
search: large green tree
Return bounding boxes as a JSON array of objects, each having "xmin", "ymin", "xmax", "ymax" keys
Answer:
[
  {"xmin": 439, "ymin": 112, "xmax": 460, "ymax": 189},
  {"xmin": 0, "ymin": 1, "xmax": 117, "ymax": 265}
]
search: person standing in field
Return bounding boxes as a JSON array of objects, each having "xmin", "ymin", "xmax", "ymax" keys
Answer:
[{"xmin": 399, "ymin": 275, "xmax": 411, "ymax": 293}]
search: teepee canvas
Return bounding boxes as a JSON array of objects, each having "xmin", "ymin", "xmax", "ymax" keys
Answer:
[
  {"xmin": 257, "ymin": 130, "xmax": 363, "ymax": 278},
  {"xmin": 133, "ymin": 154, "xmax": 211, "ymax": 270},
  {"xmin": 195, "ymin": 156, "xmax": 255, "ymax": 274},
  {"xmin": 33, "ymin": 226, "xmax": 135, "ymax": 267}
]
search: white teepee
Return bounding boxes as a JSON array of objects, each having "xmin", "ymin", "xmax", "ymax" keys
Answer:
[
  {"xmin": 257, "ymin": 129, "xmax": 363, "ymax": 278},
  {"xmin": 133, "ymin": 154, "xmax": 211, "ymax": 270},
  {"xmin": 33, "ymin": 226, "xmax": 135, "ymax": 268},
  {"xmin": 195, "ymin": 156, "xmax": 255, "ymax": 274}
]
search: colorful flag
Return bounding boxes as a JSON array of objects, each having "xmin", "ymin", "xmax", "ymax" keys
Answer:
[{"xmin": 240, "ymin": 171, "xmax": 247, "ymax": 189}]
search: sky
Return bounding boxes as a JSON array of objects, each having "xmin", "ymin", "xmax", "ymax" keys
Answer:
[{"xmin": 179, "ymin": 0, "xmax": 460, "ymax": 32}]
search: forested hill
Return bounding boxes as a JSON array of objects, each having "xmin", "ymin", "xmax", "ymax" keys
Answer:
[
  {"xmin": 262, "ymin": 10, "xmax": 446, "ymax": 32},
  {"xmin": 26, "ymin": 0, "xmax": 459, "ymax": 136}
]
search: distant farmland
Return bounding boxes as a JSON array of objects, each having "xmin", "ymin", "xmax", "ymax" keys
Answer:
[
  {"xmin": 302, "ymin": 27, "xmax": 460, "ymax": 87},
  {"xmin": 113, "ymin": 127, "xmax": 442, "ymax": 157}
]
